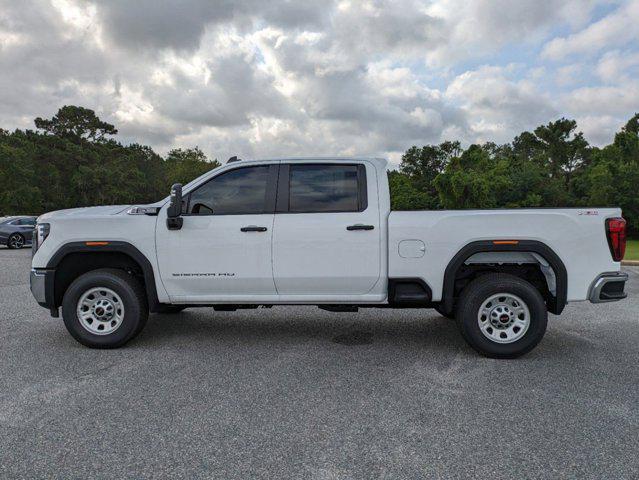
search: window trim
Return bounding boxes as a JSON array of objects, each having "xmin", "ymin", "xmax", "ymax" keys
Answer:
[
  {"xmin": 181, "ymin": 164, "xmax": 279, "ymax": 216},
  {"xmin": 275, "ymin": 163, "xmax": 368, "ymax": 214}
]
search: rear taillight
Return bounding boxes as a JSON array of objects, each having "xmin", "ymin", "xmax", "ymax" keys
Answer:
[{"xmin": 605, "ymin": 217, "xmax": 626, "ymax": 262}]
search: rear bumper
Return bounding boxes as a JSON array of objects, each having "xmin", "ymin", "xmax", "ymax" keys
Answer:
[
  {"xmin": 30, "ymin": 268, "xmax": 56, "ymax": 311},
  {"xmin": 588, "ymin": 272, "xmax": 628, "ymax": 303}
]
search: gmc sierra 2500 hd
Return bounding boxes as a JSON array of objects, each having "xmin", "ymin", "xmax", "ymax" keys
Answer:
[{"xmin": 30, "ymin": 157, "xmax": 628, "ymax": 358}]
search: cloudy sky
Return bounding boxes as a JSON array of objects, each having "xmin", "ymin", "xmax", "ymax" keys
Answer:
[{"xmin": 1, "ymin": 0, "xmax": 638, "ymax": 165}]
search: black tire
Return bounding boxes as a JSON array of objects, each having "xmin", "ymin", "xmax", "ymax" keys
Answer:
[
  {"xmin": 7, "ymin": 233, "xmax": 24, "ymax": 249},
  {"xmin": 455, "ymin": 273, "xmax": 547, "ymax": 359},
  {"xmin": 435, "ymin": 305, "xmax": 455, "ymax": 319},
  {"xmin": 154, "ymin": 305, "xmax": 187, "ymax": 314},
  {"xmin": 62, "ymin": 268, "xmax": 148, "ymax": 349}
]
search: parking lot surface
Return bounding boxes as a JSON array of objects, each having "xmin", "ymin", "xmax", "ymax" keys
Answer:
[{"xmin": 1, "ymin": 247, "xmax": 638, "ymax": 479}]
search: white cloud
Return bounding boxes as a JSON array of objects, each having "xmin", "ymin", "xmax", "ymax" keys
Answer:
[
  {"xmin": 445, "ymin": 65, "xmax": 556, "ymax": 143},
  {"xmin": 555, "ymin": 64, "xmax": 583, "ymax": 86},
  {"xmin": 574, "ymin": 114, "xmax": 625, "ymax": 146},
  {"xmin": 0, "ymin": 0, "xmax": 637, "ymax": 162},
  {"xmin": 564, "ymin": 83, "xmax": 639, "ymax": 116},
  {"xmin": 542, "ymin": 0, "xmax": 639, "ymax": 61},
  {"xmin": 596, "ymin": 49, "xmax": 639, "ymax": 82},
  {"xmin": 425, "ymin": 0, "xmax": 601, "ymax": 66}
]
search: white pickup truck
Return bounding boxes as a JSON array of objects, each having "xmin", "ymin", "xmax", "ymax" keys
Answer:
[{"xmin": 30, "ymin": 157, "xmax": 628, "ymax": 358}]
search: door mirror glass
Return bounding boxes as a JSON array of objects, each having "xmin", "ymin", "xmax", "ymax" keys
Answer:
[
  {"xmin": 166, "ymin": 184, "xmax": 184, "ymax": 230},
  {"xmin": 167, "ymin": 184, "xmax": 183, "ymax": 218}
]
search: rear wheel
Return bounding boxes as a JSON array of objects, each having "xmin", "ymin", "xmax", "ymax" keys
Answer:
[
  {"xmin": 62, "ymin": 269, "xmax": 148, "ymax": 348},
  {"xmin": 455, "ymin": 273, "xmax": 547, "ymax": 359},
  {"xmin": 7, "ymin": 233, "xmax": 24, "ymax": 249}
]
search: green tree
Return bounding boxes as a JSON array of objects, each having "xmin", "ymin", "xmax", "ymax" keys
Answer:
[
  {"xmin": 395, "ymin": 141, "xmax": 461, "ymax": 209},
  {"xmin": 578, "ymin": 113, "xmax": 639, "ymax": 235},
  {"xmin": 435, "ymin": 144, "xmax": 506, "ymax": 209},
  {"xmin": 2, "ymin": 107, "xmax": 639, "ymax": 237},
  {"xmin": 35, "ymin": 106, "xmax": 117, "ymax": 141},
  {"xmin": 516, "ymin": 118, "xmax": 591, "ymax": 192},
  {"xmin": 165, "ymin": 147, "xmax": 220, "ymax": 185},
  {"xmin": 387, "ymin": 170, "xmax": 435, "ymax": 210},
  {"xmin": 0, "ymin": 139, "xmax": 42, "ymax": 214}
]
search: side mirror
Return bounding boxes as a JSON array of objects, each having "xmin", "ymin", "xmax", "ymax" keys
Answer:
[{"xmin": 166, "ymin": 183, "xmax": 183, "ymax": 230}]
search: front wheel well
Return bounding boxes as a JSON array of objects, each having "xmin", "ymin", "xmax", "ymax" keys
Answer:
[{"xmin": 53, "ymin": 252, "xmax": 146, "ymax": 309}]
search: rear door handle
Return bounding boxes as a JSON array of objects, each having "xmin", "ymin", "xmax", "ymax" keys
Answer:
[
  {"xmin": 241, "ymin": 225, "xmax": 267, "ymax": 232},
  {"xmin": 346, "ymin": 224, "xmax": 374, "ymax": 231}
]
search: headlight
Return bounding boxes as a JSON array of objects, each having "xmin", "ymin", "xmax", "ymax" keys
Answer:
[{"xmin": 33, "ymin": 223, "xmax": 50, "ymax": 254}]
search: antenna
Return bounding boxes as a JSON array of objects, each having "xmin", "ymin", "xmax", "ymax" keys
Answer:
[{"xmin": 227, "ymin": 156, "xmax": 241, "ymax": 163}]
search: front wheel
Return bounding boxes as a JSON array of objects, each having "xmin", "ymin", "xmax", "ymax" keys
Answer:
[
  {"xmin": 62, "ymin": 269, "xmax": 148, "ymax": 348},
  {"xmin": 455, "ymin": 273, "xmax": 547, "ymax": 359}
]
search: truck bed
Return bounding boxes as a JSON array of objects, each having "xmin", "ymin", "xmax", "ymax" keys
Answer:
[{"xmin": 388, "ymin": 208, "xmax": 622, "ymax": 302}]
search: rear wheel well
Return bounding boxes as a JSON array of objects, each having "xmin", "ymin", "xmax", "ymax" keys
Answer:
[
  {"xmin": 452, "ymin": 263, "xmax": 552, "ymax": 311},
  {"xmin": 53, "ymin": 252, "xmax": 146, "ymax": 309},
  {"xmin": 442, "ymin": 241, "xmax": 567, "ymax": 316}
]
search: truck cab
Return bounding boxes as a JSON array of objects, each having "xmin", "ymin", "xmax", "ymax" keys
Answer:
[
  {"xmin": 156, "ymin": 158, "xmax": 389, "ymax": 304},
  {"xmin": 30, "ymin": 157, "xmax": 628, "ymax": 358}
]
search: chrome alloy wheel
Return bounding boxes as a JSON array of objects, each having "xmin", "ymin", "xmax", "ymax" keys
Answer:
[
  {"xmin": 76, "ymin": 287, "xmax": 124, "ymax": 335},
  {"xmin": 8, "ymin": 234, "xmax": 24, "ymax": 248},
  {"xmin": 477, "ymin": 293, "xmax": 530, "ymax": 344}
]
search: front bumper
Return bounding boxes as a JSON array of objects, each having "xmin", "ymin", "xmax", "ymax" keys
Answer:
[
  {"xmin": 30, "ymin": 268, "xmax": 57, "ymax": 313},
  {"xmin": 589, "ymin": 272, "xmax": 628, "ymax": 303}
]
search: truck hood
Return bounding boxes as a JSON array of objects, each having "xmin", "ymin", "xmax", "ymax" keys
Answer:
[{"xmin": 39, "ymin": 205, "xmax": 132, "ymax": 221}]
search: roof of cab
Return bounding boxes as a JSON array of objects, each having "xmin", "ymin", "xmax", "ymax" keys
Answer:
[{"xmin": 232, "ymin": 156, "xmax": 388, "ymax": 170}]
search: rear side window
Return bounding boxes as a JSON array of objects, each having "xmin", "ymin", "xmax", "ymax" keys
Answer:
[
  {"xmin": 187, "ymin": 166, "xmax": 270, "ymax": 215},
  {"xmin": 19, "ymin": 218, "xmax": 36, "ymax": 226},
  {"xmin": 288, "ymin": 164, "xmax": 364, "ymax": 213}
]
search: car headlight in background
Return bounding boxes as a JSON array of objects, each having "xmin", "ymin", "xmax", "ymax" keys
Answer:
[{"xmin": 32, "ymin": 223, "xmax": 50, "ymax": 254}]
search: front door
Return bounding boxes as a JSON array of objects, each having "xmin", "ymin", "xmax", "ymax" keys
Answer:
[
  {"xmin": 156, "ymin": 164, "xmax": 278, "ymax": 302},
  {"xmin": 272, "ymin": 162, "xmax": 381, "ymax": 297}
]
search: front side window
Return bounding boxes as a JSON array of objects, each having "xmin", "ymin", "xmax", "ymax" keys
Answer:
[
  {"xmin": 288, "ymin": 164, "xmax": 361, "ymax": 213},
  {"xmin": 187, "ymin": 166, "xmax": 270, "ymax": 215}
]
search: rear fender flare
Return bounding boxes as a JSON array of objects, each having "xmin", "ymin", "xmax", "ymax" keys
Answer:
[{"xmin": 442, "ymin": 240, "xmax": 567, "ymax": 315}]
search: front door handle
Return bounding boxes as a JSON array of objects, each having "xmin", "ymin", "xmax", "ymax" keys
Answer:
[
  {"xmin": 241, "ymin": 225, "xmax": 267, "ymax": 232},
  {"xmin": 346, "ymin": 224, "xmax": 374, "ymax": 231}
]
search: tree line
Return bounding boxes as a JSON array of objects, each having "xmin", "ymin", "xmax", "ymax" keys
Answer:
[
  {"xmin": 390, "ymin": 115, "xmax": 639, "ymax": 235},
  {"xmin": 0, "ymin": 106, "xmax": 219, "ymax": 215},
  {"xmin": 1, "ymin": 106, "xmax": 638, "ymax": 235}
]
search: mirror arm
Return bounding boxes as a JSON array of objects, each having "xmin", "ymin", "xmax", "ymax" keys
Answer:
[{"xmin": 167, "ymin": 217, "xmax": 183, "ymax": 230}]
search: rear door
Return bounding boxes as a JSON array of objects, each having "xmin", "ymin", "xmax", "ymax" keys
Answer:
[{"xmin": 272, "ymin": 162, "xmax": 381, "ymax": 296}]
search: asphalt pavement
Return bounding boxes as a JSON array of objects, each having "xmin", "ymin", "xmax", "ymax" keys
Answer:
[{"xmin": 1, "ymin": 247, "xmax": 638, "ymax": 479}]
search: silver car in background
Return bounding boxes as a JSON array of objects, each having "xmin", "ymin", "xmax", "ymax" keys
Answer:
[{"xmin": 0, "ymin": 216, "xmax": 36, "ymax": 249}]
